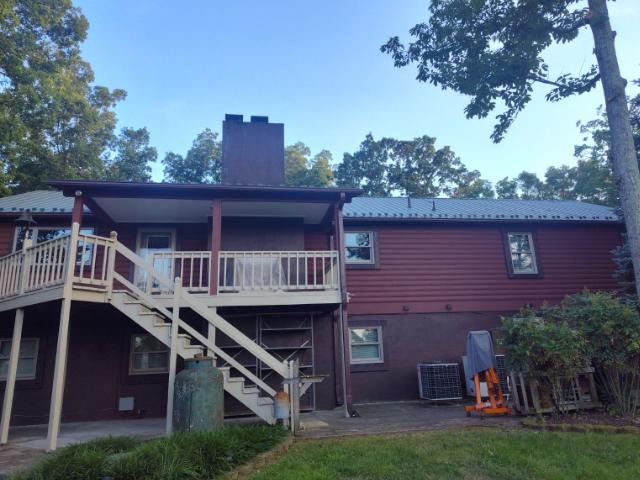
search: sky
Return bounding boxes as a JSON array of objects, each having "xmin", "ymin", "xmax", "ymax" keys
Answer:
[{"xmin": 75, "ymin": 0, "xmax": 640, "ymax": 187}]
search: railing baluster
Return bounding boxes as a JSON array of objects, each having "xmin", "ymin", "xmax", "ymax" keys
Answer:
[
  {"xmin": 78, "ymin": 238, "xmax": 88, "ymax": 281},
  {"xmin": 90, "ymin": 238, "xmax": 98, "ymax": 284}
]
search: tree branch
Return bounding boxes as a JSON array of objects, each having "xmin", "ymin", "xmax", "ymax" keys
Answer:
[{"xmin": 530, "ymin": 73, "xmax": 601, "ymax": 92}]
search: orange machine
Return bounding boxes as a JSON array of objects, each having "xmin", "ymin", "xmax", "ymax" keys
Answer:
[{"xmin": 464, "ymin": 367, "xmax": 513, "ymax": 418}]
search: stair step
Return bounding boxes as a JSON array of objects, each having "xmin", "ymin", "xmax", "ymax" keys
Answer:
[
  {"xmin": 243, "ymin": 386, "xmax": 259, "ymax": 394},
  {"xmin": 257, "ymin": 397, "xmax": 274, "ymax": 406},
  {"xmin": 228, "ymin": 376, "xmax": 245, "ymax": 383}
]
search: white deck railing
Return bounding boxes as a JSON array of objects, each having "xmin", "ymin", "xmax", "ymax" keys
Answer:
[
  {"xmin": 218, "ymin": 251, "xmax": 339, "ymax": 293},
  {"xmin": 147, "ymin": 251, "xmax": 210, "ymax": 294},
  {"xmin": 24, "ymin": 236, "xmax": 71, "ymax": 292}
]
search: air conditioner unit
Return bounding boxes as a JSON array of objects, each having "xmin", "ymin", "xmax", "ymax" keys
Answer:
[
  {"xmin": 462, "ymin": 355, "xmax": 510, "ymax": 397},
  {"xmin": 417, "ymin": 363, "xmax": 463, "ymax": 401}
]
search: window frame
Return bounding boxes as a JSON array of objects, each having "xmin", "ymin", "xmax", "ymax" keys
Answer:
[
  {"xmin": 500, "ymin": 228, "xmax": 543, "ymax": 279},
  {"xmin": 343, "ymin": 227, "xmax": 380, "ymax": 270},
  {"xmin": 128, "ymin": 334, "xmax": 170, "ymax": 375},
  {"xmin": 348, "ymin": 327, "xmax": 384, "ymax": 365},
  {"xmin": 0, "ymin": 337, "xmax": 39, "ymax": 381}
]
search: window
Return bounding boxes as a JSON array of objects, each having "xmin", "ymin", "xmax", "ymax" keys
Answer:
[
  {"xmin": 345, "ymin": 232, "xmax": 374, "ymax": 264},
  {"xmin": 13, "ymin": 227, "xmax": 95, "ymax": 264},
  {"xmin": 508, "ymin": 233, "xmax": 538, "ymax": 274},
  {"xmin": 349, "ymin": 327, "xmax": 383, "ymax": 364},
  {"xmin": 129, "ymin": 335, "xmax": 169, "ymax": 374},
  {"xmin": 0, "ymin": 338, "xmax": 39, "ymax": 380}
]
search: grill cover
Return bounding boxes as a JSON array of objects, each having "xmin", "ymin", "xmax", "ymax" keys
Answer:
[{"xmin": 466, "ymin": 330, "xmax": 497, "ymax": 380}]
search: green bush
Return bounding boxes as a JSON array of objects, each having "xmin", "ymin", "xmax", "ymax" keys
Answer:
[
  {"xmin": 499, "ymin": 306, "xmax": 585, "ymax": 417},
  {"xmin": 500, "ymin": 290, "xmax": 640, "ymax": 419},
  {"xmin": 12, "ymin": 425, "xmax": 288, "ymax": 480}
]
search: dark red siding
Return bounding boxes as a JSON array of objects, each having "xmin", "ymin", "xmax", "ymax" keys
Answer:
[{"xmin": 346, "ymin": 222, "xmax": 623, "ymax": 315}]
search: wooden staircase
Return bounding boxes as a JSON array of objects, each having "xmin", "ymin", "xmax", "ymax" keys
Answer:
[{"xmin": 110, "ymin": 290, "xmax": 275, "ymax": 423}]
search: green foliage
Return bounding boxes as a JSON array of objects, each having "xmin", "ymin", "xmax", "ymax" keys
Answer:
[
  {"xmin": 105, "ymin": 127, "xmax": 157, "ymax": 182},
  {"xmin": 162, "ymin": 128, "xmax": 221, "ymax": 183},
  {"xmin": 551, "ymin": 290, "xmax": 640, "ymax": 418},
  {"xmin": 335, "ymin": 133, "xmax": 481, "ymax": 197},
  {"xmin": 0, "ymin": 0, "xmax": 129, "ymax": 194},
  {"xmin": 612, "ymin": 237, "xmax": 636, "ymax": 301},
  {"xmin": 381, "ymin": 0, "xmax": 599, "ymax": 142},
  {"xmin": 284, "ymin": 142, "xmax": 334, "ymax": 187},
  {"xmin": 249, "ymin": 429, "xmax": 640, "ymax": 480},
  {"xmin": 12, "ymin": 425, "xmax": 288, "ymax": 480},
  {"xmin": 11, "ymin": 435, "xmax": 140, "ymax": 480},
  {"xmin": 501, "ymin": 291, "xmax": 640, "ymax": 419},
  {"xmin": 500, "ymin": 306, "xmax": 585, "ymax": 417}
]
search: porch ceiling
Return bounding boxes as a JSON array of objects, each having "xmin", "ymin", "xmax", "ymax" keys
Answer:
[{"xmin": 92, "ymin": 197, "xmax": 332, "ymax": 224}]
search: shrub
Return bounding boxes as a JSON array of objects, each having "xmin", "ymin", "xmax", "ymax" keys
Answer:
[
  {"xmin": 499, "ymin": 306, "xmax": 585, "ymax": 417},
  {"xmin": 554, "ymin": 290, "xmax": 640, "ymax": 418}
]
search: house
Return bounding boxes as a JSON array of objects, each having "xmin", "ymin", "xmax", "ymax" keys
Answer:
[{"xmin": 0, "ymin": 115, "xmax": 623, "ymax": 451}]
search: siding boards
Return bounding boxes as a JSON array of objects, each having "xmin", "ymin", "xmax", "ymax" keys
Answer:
[{"xmin": 346, "ymin": 223, "xmax": 622, "ymax": 315}]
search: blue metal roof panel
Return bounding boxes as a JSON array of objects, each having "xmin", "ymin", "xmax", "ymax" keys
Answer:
[
  {"xmin": 343, "ymin": 197, "xmax": 619, "ymax": 222},
  {"xmin": 0, "ymin": 191, "xmax": 92, "ymax": 214}
]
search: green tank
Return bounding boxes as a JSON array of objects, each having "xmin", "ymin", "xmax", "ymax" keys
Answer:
[{"xmin": 173, "ymin": 356, "xmax": 224, "ymax": 432}]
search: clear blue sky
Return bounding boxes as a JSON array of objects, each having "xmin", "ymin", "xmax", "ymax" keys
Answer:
[{"xmin": 75, "ymin": 0, "xmax": 640, "ymax": 187}]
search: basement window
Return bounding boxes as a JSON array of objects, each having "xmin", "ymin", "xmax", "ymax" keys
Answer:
[
  {"xmin": 349, "ymin": 328, "xmax": 383, "ymax": 364},
  {"xmin": 129, "ymin": 335, "xmax": 169, "ymax": 375},
  {"xmin": 508, "ymin": 233, "xmax": 538, "ymax": 274},
  {"xmin": 345, "ymin": 232, "xmax": 374, "ymax": 264},
  {"xmin": 0, "ymin": 338, "xmax": 39, "ymax": 380}
]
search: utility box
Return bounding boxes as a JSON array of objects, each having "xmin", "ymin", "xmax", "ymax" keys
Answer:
[{"xmin": 173, "ymin": 356, "xmax": 224, "ymax": 432}]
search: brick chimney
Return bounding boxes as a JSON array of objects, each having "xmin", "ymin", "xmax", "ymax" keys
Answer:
[{"xmin": 221, "ymin": 115, "xmax": 285, "ymax": 186}]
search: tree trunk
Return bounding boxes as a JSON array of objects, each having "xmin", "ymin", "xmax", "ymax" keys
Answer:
[{"xmin": 588, "ymin": 0, "xmax": 640, "ymax": 284}]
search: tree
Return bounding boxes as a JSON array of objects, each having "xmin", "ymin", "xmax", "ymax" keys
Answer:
[
  {"xmin": 382, "ymin": 0, "xmax": 640, "ymax": 289},
  {"xmin": 495, "ymin": 177, "xmax": 519, "ymax": 200},
  {"xmin": 105, "ymin": 127, "xmax": 157, "ymax": 182},
  {"xmin": 544, "ymin": 165, "xmax": 577, "ymax": 200},
  {"xmin": 162, "ymin": 129, "xmax": 221, "ymax": 183},
  {"xmin": 284, "ymin": 142, "xmax": 311, "ymax": 187},
  {"xmin": 0, "ymin": 1, "xmax": 127, "ymax": 194},
  {"xmin": 451, "ymin": 170, "xmax": 495, "ymax": 199},
  {"xmin": 305, "ymin": 149, "xmax": 334, "ymax": 187},
  {"xmin": 335, "ymin": 133, "xmax": 470, "ymax": 197}
]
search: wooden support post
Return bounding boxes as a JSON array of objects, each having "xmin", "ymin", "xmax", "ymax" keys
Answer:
[
  {"xmin": 0, "ymin": 308, "xmax": 24, "ymax": 445},
  {"xmin": 208, "ymin": 308, "xmax": 217, "ymax": 367},
  {"xmin": 209, "ymin": 199, "xmax": 222, "ymax": 296},
  {"xmin": 166, "ymin": 277, "xmax": 182, "ymax": 436},
  {"xmin": 289, "ymin": 360, "xmax": 300, "ymax": 436},
  {"xmin": 71, "ymin": 196, "xmax": 84, "ymax": 229},
  {"xmin": 46, "ymin": 223, "xmax": 79, "ymax": 453}
]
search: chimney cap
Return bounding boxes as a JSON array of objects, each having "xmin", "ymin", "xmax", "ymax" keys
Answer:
[
  {"xmin": 250, "ymin": 116, "xmax": 269, "ymax": 123},
  {"xmin": 225, "ymin": 114, "xmax": 243, "ymax": 122}
]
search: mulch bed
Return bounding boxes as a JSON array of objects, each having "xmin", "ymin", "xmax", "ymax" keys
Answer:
[
  {"xmin": 539, "ymin": 409, "xmax": 638, "ymax": 428},
  {"xmin": 521, "ymin": 409, "xmax": 640, "ymax": 434}
]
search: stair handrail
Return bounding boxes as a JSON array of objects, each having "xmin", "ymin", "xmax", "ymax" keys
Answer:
[
  {"xmin": 113, "ymin": 241, "xmax": 289, "ymax": 378},
  {"xmin": 113, "ymin": 271, "xmax": 277, "ymax": 396}
]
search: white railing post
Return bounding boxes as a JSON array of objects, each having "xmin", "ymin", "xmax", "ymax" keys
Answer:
[
  {"xmin": 289, "ymin": 360, "xmax": 300, "ymax": 435},
  {"xmin": 166, "ymin": 277, "xmax": 181, "ymax": 436},
  {"xmin": 0, "ymin": 308, "xmax": 24, "ymax": 444},
  {"xmin": 18, "ymin": 238, "xmax": 32, "ymax": 294},
  {"xmin": 106, "ymin": 232, "xmax": 118, "ymax": 300}
]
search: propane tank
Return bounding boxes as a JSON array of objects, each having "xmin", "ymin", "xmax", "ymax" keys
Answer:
[
  {"xmin": 173, "ymin": 356, "xmax": 224, "ymax": 432},
  {"xmin": 273, "ymin": 391, "xmax": 290, "ymax": 420}
]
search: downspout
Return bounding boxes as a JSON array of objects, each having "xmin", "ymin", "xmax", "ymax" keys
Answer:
[{"xmin": 334, "ymin": 194, "xmax": 354, "ymax": 417}]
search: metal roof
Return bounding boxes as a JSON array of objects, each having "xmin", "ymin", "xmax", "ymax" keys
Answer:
[
  {"xmin": 343, "ymin": 197, "xmax": 619, "ymax": 222},
  {"xmin": 0, "ymin": 191, "xmax": 91, "ymax": 214}
]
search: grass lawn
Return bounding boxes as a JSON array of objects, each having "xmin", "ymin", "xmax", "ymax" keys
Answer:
[
  {"xmin": 11, "ymin": 424, "xmax": 287, "ymax": 480},
  {"xmin": 248, "ymin": 428, "xmax": 640, "ymax": 480}
]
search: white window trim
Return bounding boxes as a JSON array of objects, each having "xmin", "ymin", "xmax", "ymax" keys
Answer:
[
  {"xmin": 129, "ymin": 334, "xmax": 169, "ymax": 375},
  {"xmin": 348, "ymin": 327, "xmax": 384, "ymax": 364},
  {"xmin": 344, "ymin": 231, "xmax": 375, "ymax": 264},
  {"xmin": 508, "ymin": 232, "xmax": 538, "ymax": 275},
  {"xmin": 0, "ymin": 337, "xmax": 39, "ymax": 381}
]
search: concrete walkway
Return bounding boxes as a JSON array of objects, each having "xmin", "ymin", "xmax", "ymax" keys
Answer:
[{"xmin": 300, "ymin": 401, "xmax": 521, "ymax": 438}]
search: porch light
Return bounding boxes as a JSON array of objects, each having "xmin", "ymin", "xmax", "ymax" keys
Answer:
[{"xmin": 14, "ymin": 209, "xmax": 37, "ymax": 235}]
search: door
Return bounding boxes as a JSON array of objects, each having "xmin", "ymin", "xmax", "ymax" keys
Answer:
[{"xmin": 136, "ymin": 229, "xmax": 176, "ymax": 293}]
